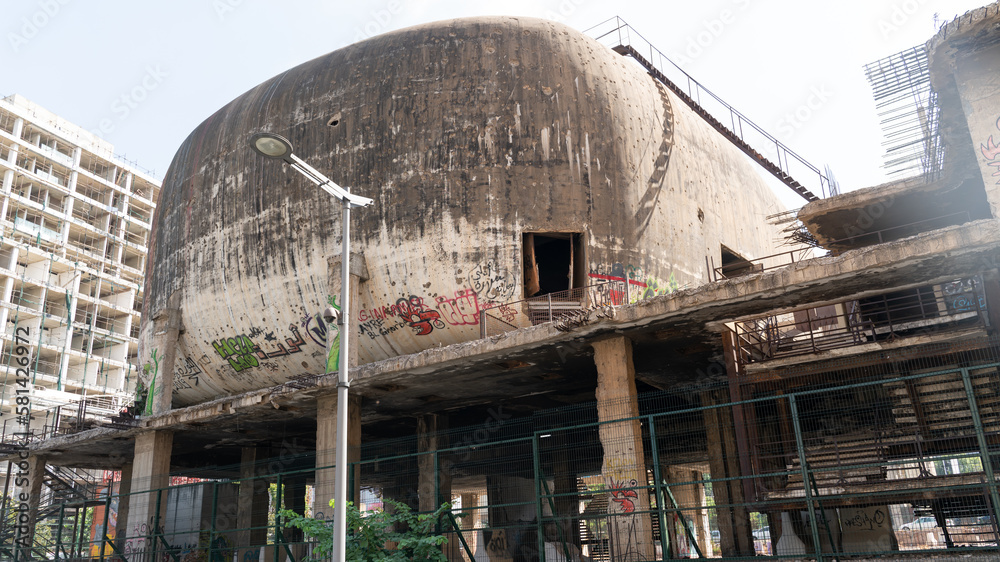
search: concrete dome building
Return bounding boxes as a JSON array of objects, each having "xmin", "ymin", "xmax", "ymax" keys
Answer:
[{"xmin": 141, "ymin": 16, "xmax": 784, "ymax": 406}]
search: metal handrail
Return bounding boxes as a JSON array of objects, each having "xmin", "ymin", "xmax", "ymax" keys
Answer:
[
  {"xmin": 479, "ymin": 280, "xmax": 628, "ymax": 338},
  {"xmin": 587, "ymin": 16, "xmax": 830, "ymax": 201},
  {"xmin": 734, "ymin": 276, "xmax": 987, "ymax": 366},
  {"xmin": 711, "ymin": 211, "xmax": 972, "ymax": 282}
]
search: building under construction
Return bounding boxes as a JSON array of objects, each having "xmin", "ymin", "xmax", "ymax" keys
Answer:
[
  {"xmin": 5, "ymin": 3, "xmax": 1000, "ymax": 561},
  {"xmin": 0, "ymin": 93, "xmax": 159, "ymax": 522}
]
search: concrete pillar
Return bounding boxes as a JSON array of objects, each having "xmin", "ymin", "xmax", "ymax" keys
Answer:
[
  {"xmin": 702, "ymin": 388, "xmax": 754, "ymax": 557},
  {"xmin": 592, "ymin": 336, "xmax": 655, "ymax": 561},
  {"xmin": 417, "ymin": 414, "xmax": 452, "ymax": 512},
  {"xmin": 314, "ymin": 252, "xmax": 368, "ymax": 517},
  {"xmin": 314, "ymin": 394, "xmax": 361, "ymax": 518},
  {"xmin": 12, "ymin": 454, "xmax": 45, "ymax": 556},
  {"xmin": 124, "ymin": 430, "xmax": 172, "ymax": 557},
  {"xmin": 237, "ymin": 446, "xmax": 269, "ymax": 559},
  {"xmin": 951, "ymin": 40, "xmax": 1000, "ymax": 218},
  {"xmin": 459, "ymin": 492, "xmax": 481, "ymax": 561},
  {"xmin": 145, "ymin": 294, "xmax": 182, "ymax": 415},
  {"xmin": 666, "ymin": 467, "xmax": 712, "ymax": 558},
  {"xmin": 114, "ymin": 462, "xmax": 133, "ymax": 548}
]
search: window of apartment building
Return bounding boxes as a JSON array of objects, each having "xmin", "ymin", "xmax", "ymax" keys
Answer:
[{"xmin": 523, "ymin": 232, "xmax": 585, "ymax": 298}]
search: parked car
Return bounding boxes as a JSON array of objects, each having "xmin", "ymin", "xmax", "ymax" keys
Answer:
[
  {"xmin": 752, "ymin": 526, "xmax": 771, "ymax": 541},
  {"xmin": 900, "ymin": 516, "xmax": 938, "ymax": 530}
]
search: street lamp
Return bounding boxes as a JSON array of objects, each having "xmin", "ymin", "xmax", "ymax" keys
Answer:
[{"xmin": 250, "ymin": 132, "xmax": 372, "ymax": 562}]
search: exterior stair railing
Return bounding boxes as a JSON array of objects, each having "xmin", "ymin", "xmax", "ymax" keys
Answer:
[{"xmin": 587, "ymin": 16, "xmax": 833, "ymax": 202}]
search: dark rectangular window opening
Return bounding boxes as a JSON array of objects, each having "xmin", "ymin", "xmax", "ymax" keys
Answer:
[
  {"xmin": 523, "ymin": 232, "xmax": 585, "ymax": 298},
  {"xmin": 720, "ymin": 245, "xmax": 759, "ymax": 278}
]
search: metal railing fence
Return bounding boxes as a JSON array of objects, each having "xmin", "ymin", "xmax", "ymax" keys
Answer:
[
  {"xmin": 11, "ymin": 337, "xmax": 1000, "ymax": 561},
  {"xmin": 480, "ymin": 280, "xmax": 628, "ymax": 338}
]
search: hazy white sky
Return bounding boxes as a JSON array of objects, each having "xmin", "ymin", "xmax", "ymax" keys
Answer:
[{"xmin": 2, "ymin": 0, "xmax": 987, "ymax": 207}]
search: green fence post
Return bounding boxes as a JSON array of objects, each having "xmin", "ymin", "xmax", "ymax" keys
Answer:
[
  {"xmin": 648, "ymin": 415, "xmax": 670, "ymax": 560},
  {"xmin": 433, "ymin": 450, "xmax": 442, "ymax": 535},
  {"xmin": 274, "ymin": 475, "xmax": 283, "ymax": 562},
  {"xmin": 960, "ymin": 367, "xmax": 1000, "ymax": 527},
  {"xmin": 99, "ymin": 489, "xmax": 112, "ymax": 562},
  {"xmin": 789, "ymin": 394, "xmax": 824, "ymax": 562},
  {"xmin": 209, "ymin": 481, "xmax": 219, "ymax": 561},
  {"xmin": 53, "ymin": 504, "xmax": 66, "ymax": 559},
  {"xmin": 532, "ymin": 433, "xmax": 546, "ymax": 562},
  {"xmin": 540, "ymin": 478, "xmax": 572, "ymax": 561}
]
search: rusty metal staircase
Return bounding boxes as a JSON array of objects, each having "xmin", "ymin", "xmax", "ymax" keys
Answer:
[{"xmin": 589, "ymin": 17, "xmax": 831, "ymax": 202}]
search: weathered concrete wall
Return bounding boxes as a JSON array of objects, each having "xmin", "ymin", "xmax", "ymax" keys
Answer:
[
  {"xmin": 142, "ymin": 16, "xmax": 785, "ymax": 406},
  {"xmin": 955, "ymin": 39, "xmax": 1000, "ymax": 218},
  {"xmin": 927, "ymin": 2, "xmax": 1000, "ymax": 218}
]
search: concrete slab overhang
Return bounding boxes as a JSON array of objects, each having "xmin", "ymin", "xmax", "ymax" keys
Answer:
[{"xmin": 17, "ymin": 218, "xmax": 1000, "ymax": 470}]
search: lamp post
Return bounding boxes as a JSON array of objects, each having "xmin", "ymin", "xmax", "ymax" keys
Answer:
[{"xmin": 250, "ymin": 132, "xmax": 372, "ymax": 562}]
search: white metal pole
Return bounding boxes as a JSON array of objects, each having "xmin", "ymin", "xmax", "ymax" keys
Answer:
[{"xmin": 332, "ymin": 196, "xmax": 351, "ymax": 562}]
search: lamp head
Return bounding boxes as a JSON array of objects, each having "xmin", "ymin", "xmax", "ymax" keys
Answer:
[
  {"xmin": 249, "ymin": 132, "xmax": 294, "ymax": 160},
  {"xmin": 323, "ymin": 306, "xmax": 341, "ymax": 325}
]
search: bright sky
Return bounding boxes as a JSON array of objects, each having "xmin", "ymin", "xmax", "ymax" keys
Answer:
[{"xmin": 2, "ymin": 0, "xmax": 987, "ymax": 207}]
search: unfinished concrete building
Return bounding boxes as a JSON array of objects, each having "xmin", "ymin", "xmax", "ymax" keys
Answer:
[
  {"xmin": 0, "ymin": 93, "xmax": 159, "ymax": 509},
  {"xmin": 5, "ymin": 4, "xmax": 1000, "ymax": 561}
]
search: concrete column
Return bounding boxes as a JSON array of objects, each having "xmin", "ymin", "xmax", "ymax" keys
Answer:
[
  {"xmin": 314, "ymin": 251, "xmax": 368, "ymax": 517},
  {"xmin": 12, "ymin": 454, "xmax": 45, "ymax": 556},
  {"xmin": 666, "ymin": 466, "xmax": 712, "ymax": 558},
  {"xmin": 58, "ymin": 271, "xmax": 82, "ymax": 383},
  {"xmin": 61, "ymin": 147, "xmax": 82, "ymax": 245},
  {"xmin": 417, "ymin": 414, "xmax": 451, "ymax": 512},
  {"xmin": 702, "ymin": 388, "xmax": 754, "ymax": 557},
  {"xmin": 123, "ymin": 430, "xmax": 172, "ymax": 557},
  {"xmin": 952, "ymin": 41, "xmax": 1000, "ymax": 218},
  {"xmin": 237, "ymin": 446, "xmax": 269, "ymax": 560},
  {"xmin": 114, "ymin": 462, "xmax": 133, "ymax": 548},
  {"xmin": 592, "ymin": 336, "xmax": 655, "ymax": 561},
  {"xmin": 459, "ymin": 492, "xmax": 481, "ymax": 560},
  {"xmin": 314, "ymin": 393, "xmax": 361, "ymax": 518},
  {"xmin": 146, "ymin": 297, "xmax": 182, "ymax": 415}
]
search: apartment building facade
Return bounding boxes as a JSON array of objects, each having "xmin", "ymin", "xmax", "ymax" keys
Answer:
[{"xmin": 0, "ymin": 94, "xmax": 159, "ymax": 439}]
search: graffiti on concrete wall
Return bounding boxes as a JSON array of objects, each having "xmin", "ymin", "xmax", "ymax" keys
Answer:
[
  {"xmin": 589, "ymin": 262, "xmax": 680, "ymax": 304},
  {"xmin": 469, "ymin": 259, "xmax": 516, "ymax": 301},
  {"xmin": 436, "ymin": 289, "xmax": 481, "ymax": 326},
  {"xmin": 358, "ymin": 284, "xmax": 519, "ymax": 341},
  {"xmin": 210, "ymin": 323, "xmax": 320, "ymax": 373},
  {"xmin": 943, "ymin": 277, "xmax": 987, "ymax": 314},
  {"xmin": 981, "ymin": 116, "xmax": 1000, "ymax": 185},
  {"xmin": 143, "ymin": 349, "xmax": 159, "ymax": 416},
  {"xmin": 395, "ymin": 295, "xmax": 445, "ymax": 336}
]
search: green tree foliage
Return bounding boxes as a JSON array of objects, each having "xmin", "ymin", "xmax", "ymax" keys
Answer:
[{"xmin": 280, "ymin": 499, "xmax": 451, "ymax": 562}]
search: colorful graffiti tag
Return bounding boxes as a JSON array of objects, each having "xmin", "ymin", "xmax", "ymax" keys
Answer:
[{"xmin": 589, "ymin": 262, "xmax": 680, "ymax": 304}]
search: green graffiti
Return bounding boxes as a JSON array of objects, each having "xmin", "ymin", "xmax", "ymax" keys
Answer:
[
  {"xmin": 326, "ymin": 295, "xmax": 342, "ymax": 374},
  {"xmin": 144, "ymin": 349, "xmax": 160, "ymax": 416}
]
